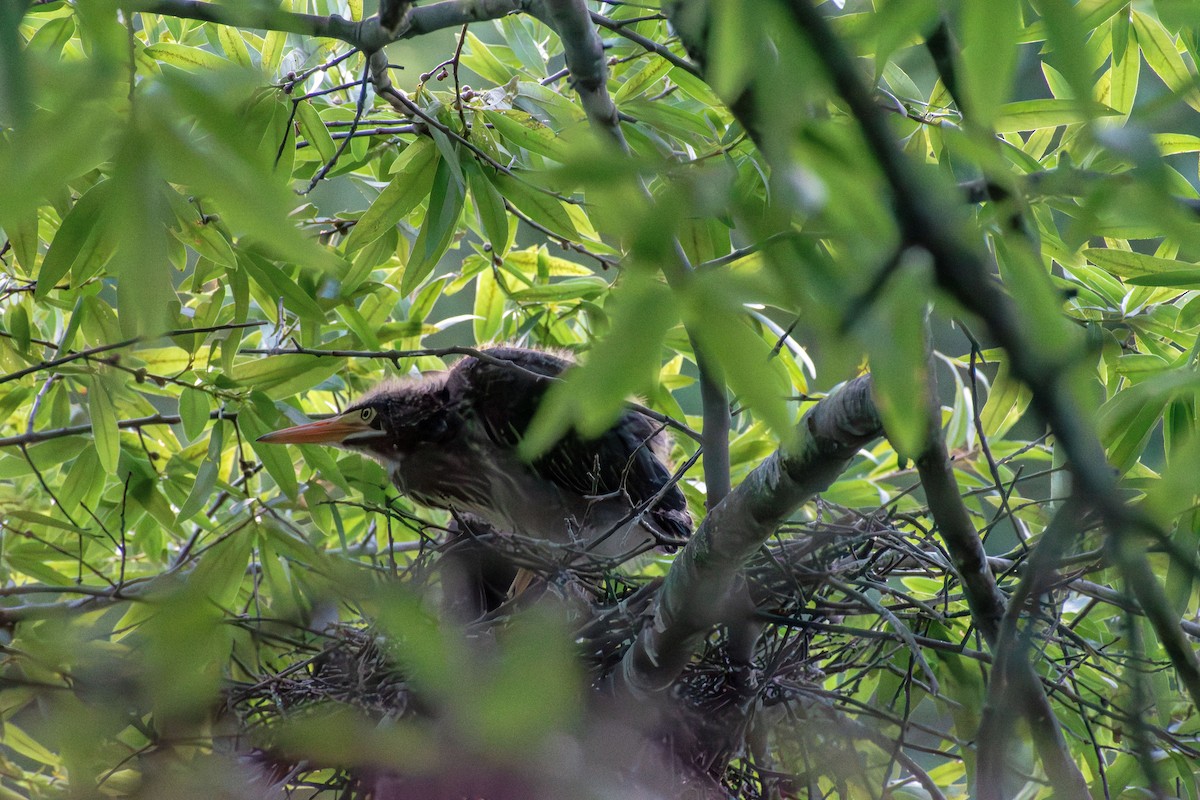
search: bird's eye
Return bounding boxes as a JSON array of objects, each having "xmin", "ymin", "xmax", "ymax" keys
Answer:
[{"xmin": 357, "ymin": 408, "xmax": 378, "ymax": 426}]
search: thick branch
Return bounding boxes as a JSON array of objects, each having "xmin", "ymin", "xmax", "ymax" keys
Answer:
[
  {"xmin": 120, "ymin": 0, "xmax": 530, "ymax": 51},
  {"xmin": 912, "ymin": 344, "xmax": 1088, "ymax": 800},
  {"xmin": 778, "ymin": 0, "xmax": 1200, "ymax": 711},
  {"xmin": 612, "ymin": 375, "xmax": 881, "ymax": 696}
]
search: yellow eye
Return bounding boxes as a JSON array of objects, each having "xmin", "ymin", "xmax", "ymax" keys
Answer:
[{"xmin": 359, "ymin": 408, "xmax": 376, "ymax": 423}]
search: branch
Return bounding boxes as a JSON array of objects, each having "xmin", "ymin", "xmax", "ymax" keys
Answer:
[
  {"xmin": 0, "ymin": 321, "xmax": 265, "ymax": 387},
  {"xmin": 611, "ymin": 374, "xmax": 881, "ymax": 696},
  {"xmin": 911, "ymin": 341, "xmax": 1088, "ymax": 800},
  {"xmin": 120, "ymin": 0, "xmax": 531, "ymax": 51},
  {"xmin": 0, "ymin": 410, "xmax": 236, "ymax": 449},
  {"xmin": 777, "ymin": 0, "xmax": 1200, "ymax": 711}
]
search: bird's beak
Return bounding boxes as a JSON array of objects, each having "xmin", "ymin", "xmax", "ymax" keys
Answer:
[{"xmin": 257, "ymin": 415, "xmax": 376, "ymax": 445}]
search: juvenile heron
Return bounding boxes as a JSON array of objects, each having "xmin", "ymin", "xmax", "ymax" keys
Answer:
[{"xmin": 258, "ymin": 347, "xmax": 692, "ymax": 562}]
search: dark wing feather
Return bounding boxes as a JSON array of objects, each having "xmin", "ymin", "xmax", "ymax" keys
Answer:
[{"xmin": 452, "ymin": 347, "xmax": 692, "ymax": 542}]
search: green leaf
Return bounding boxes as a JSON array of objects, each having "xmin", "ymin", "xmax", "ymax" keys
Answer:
[
  {"xmin": 464, "ymin": 157, "xmax": 510, "ymax": 254},
  {"xmin": 88, "ymin": 376, "xmax": 119, "ymax": 474},
  {"xmin": 240, "ymin": 402, "xmax": 299, "ymax": 500},
  {"xmin": 958, "ymin": 0, "xmax": 1020, "ymax": 125},
  {"xmin": 979, "ymin": 363, "xmax": 1032, "ymax": 439},
  {"xmin": 177, "ymin": 422, "xmax": 224, "ymax": 521},
  {"xmin": 505, "ymin": 246, "xmax": 592, "ymax": 276},
  {"xmin": 523, "ymin": 274, "xmax": 678, "ymax": 456},
  {"xmin": 401, "ymin": 155, "xmax": 465, "ymax": 295},
  {"xmin": 295, "ymin": 99, "xmax": 337, "ymax": 164},
  {"xmin": 507, "ymin": 277, "xmax": 608, "ymax": 301},
  {"xmin": 344, "ymin": 138, "xmax": 439, "ymax": 253},
  {"xmin": 614, "ymin": 57, "xmax": 674, "ymax": 105},
  {"xmin": 483, "ymin": 110, "xmax": 569, "ymax": 162},
  {"xmin": 474, "ymin": 267, "xmax": 505, "ymax": 342},
  {"xmin": 1132, "ymin": 10, "xmax": 1200, "ymax": 112},
  {"xmin": 992, "ymin": 99, "xmax": 1113, "ymax": 132},
  {"xmin": 179, "ymin": 387, "xmax": 211, "ymax": 441},
  {"xmin": 462, "ymin": 33, "xmax": 514, "ymax": 85},
  {"xmin": 231, "ymin": 354, "xmax": 347, "ymax": 398},
  {"xmin": 240, "ymin": 253, "xmax": 326, "ymax": 322},
  {"xmin": 216, "ymin": 25, "xmax": 253, "ymax": 68},
  {"xmin": 36, "ymin": 179, "xmax": 116, "ymax": 299},
  {"xmin": 1084, "ymin": 247, "xmax": 1198, "ymax": 281},
  {"xmin": 143, "ymin": 42, "xmax": 234, "ymax": 72},
  {"xmin": 494, "ymin": 174, "xmax": 578, "ymax": 241},
  {"xmin": 862, "ymin": 262, "xmax": 932, "ymax": 461}
]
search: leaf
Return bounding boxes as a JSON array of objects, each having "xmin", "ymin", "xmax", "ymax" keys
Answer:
[
  {"xmin": 295, "ymin": 99, "xmax": 337, "ymax": 163},
  {"xmin": 483, "ymin": 110, "xmax": 568, "ymax": 162},
  {"xmin": 507, "ymin": 277, "xmax": 608, "ymax": 301},
  {"xmin": 992, "ymin": 99, "xmax": 1113, "ymax": 132},
  {"xmin": 523, "ymin": 274, "xmax": 678, "ymax": 456},
  {"xmin": 179, "ymin": 387, "xmax": 211, "ymax": 441},
  {"xmin": 344, "ymin": 138, "xmax": 439, "ymax": 253},
  {"xmin": 494, "ymin": 174, "xmax": 578, "ymax": 240},
  {"xmin": 1132, "ymin": 10, "xmax": 1200, "ymax": 112},
  {"xmin": 862, "ymin": 262, "xmax": 933, "ymax": 460},
  {"xmin": 462, "ymin": 33, "xmax": 514, "ymax": 85},
  {"xmin": 614, "ymin": 57, "xmax": 674, "ymax": 105},
  {"xmin": 143, "ymin": 43, "xmax": 233, "ymax": 72},
  {"xmin": 37, "ymin": 179, "xmax": 116, "ymax": 299},
  {"xmin": 217, "ymin": 25, "xmax": 253, "ymax": 68},
  {"xmin": 464, "ymin": 157, "xmax": 510, "ymax": 254},
  {"xmin": 240, "ymin": 402, "xmax": 299, "ymax": 500},
  {"xmin": 474, "ymin": 267, "xmax": 505, "ymax": 342},
  {"xmin": 401, "ymin": 156, "xmax": 465, "ymax": 294},
  {"xmin": 240, "ymin": 253, "xmax": 326, "ymax": 322},
  {"xmin": 958, "ymin": 0, "xmax": 1020, "ymax": 125},
  {"xmin": 1084, "ymin": 247, "xmax": 1198, "ymax": 281},
  {"xmin": 88, "ymin": 376, "xmax": 119, "ymax": 474},
  {"xmin": 177, "ymin": 422, "xmax": 224, "ymax": 521},
  {"xmin": 505, "ymin": 246, "xmax": 592, "ymax": 276},
  {"xmin": 231, "ymin": 354, "xmax": 347, "ymax": 398},
  {"xmin": 979, "ymin": 363, "xmax": 1032, "ymax": 439}
]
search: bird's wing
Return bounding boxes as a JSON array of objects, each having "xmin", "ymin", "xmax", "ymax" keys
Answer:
[{"xmin": 452, "ymin": 348, "xmax": 692, "ymax": 542}]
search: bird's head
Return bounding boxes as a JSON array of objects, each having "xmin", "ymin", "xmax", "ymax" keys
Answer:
[{"xmin": 257, "ymin": 379, "xmax": 456, "ymax": 460}]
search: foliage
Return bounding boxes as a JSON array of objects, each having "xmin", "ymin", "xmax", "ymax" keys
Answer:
[{"xmin": 1, "ymin": 0, "xmax": 1199, "ymax": 798}]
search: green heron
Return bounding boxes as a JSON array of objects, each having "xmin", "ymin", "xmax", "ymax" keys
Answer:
[{"xmin": 258, "ymin": 347, "xmax": 692, "ymax": 562}]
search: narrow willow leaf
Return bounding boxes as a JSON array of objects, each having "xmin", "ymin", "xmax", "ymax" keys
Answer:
[
  {"xmin": 993, "ymin": 98, "xmax": 1113, "ymax": 132},
  {"xmin": 401, "ymin": 156, "xmax": 465, "ymax": 295},
  {"xmin": 494, "ymin": 174, "xmax": 577, "ymax": 240},
  {"xmin": 88, "ymin": 376, "xmax": 119, "ymax": 474},
  {"xmin": 344, "ymin": 139, "xmax": 438, "ymax": 253},
  {"xmin": 261, "ymin": 29, "xmax": 286, "ymax": 74},
  {"xmin": 461, "ymin": 33, "xmax": 514, "ymax": 85},
  {"xmin": 177, "ymin": 422, "xmax": 224, "ymax": 520},
  {"xmin": 613, "ymin": 57, "xmax": 674, "ymax": 105},
  {"xmin": 179, "ymin": 387, "xmax": 211, "ymax": 441},
  {"xmin": 1084, "ymin": 247, "xmax": 1196, "ymax": 279},
  {"xmin": 1132, "ymin": 10, "xmax": 1200, "ymax": 112},
  {"xmin": 959, "ymin": 0, "xmax": 1020, "ymax": 125},
  {"xmin": 474, "ymin": 267, "xmax": 505, "ymax": 342},
  {"xmin": 143, "ymin": 42, "xmax": 233, "ymax": 71},
  {"xmin": 241, "ymin": 403, "xmax": 299, "ymax": 500},
  {"xmin": 37, "ymin": 179, "xmax": 116, "ymax": 298},
  {"xmin": 506, "ymin": 246, "xmax": 592, "ymax": 276},
  {"xmin": 231, "ymin": 354, "xmax": 347, "ymax": 398},
  {"xmin": 217, "ymin": 25, "xmax": 252, "ymax": 68},
  {"xmin": 295, "ymin": 99, "xmax": 337, "ymax": 163},
  {"xmin": 464, "ymin": 157, "xmax": 509, "ymax": 254},
  {"xmin": 483, "ymin": 110, "xmax": 568, "ymax": 162}
]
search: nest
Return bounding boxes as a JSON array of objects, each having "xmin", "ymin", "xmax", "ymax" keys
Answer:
[{"xmin": 227, "ymin": 511, "xmax": 960, "ymax": 799}]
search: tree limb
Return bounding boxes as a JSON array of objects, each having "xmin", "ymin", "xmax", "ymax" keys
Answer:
[{"xmin": 611, "ymin": 374, "xmax": 881, "ymax": 696}]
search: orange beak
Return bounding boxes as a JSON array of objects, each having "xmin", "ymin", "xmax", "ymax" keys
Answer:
[{"xmin": 256, "ymin": 415, "xmax": 376, "ymax": 445}]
